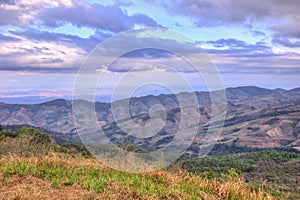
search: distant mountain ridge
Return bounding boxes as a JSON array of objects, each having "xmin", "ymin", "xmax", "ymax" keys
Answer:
[{"xmin": 1, "ymin": 86, "xmax": 300, "ymax": 155}]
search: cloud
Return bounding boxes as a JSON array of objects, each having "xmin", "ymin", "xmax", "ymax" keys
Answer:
[
  {"xmin": 3, "ymin": 29, "xmax": 299, "ymax": 76},
  {"xmin": 0, "ymin": 0, "xmax": 68, "ymax": 26},
  {"xmin": 170, "ymin": 0, "xmax": 270, "ymax": 25},
  {"xmin": 37, "ymin": 1, "xmax": 161, "ymax": 32},
  {"xmin": 0, "ymin": 33, "xmax": 21, "ymax": 41},
  {"xmin": 0, "ymin": 0, "xmax": 18, "ymax": 5},
  {"xmin": 0, "ymin": 7, "xmax": 24, "ymax": 26},
  {"xmin": 200, "ymin": 38, "xmax": 300, "ymax": 75},
  {"xmin": 251, "ymin": 30, "xmax": 266, "ymax": 37},
  {"xmin": 272, "ymin": 36, "xmax": 300, "ymax": 48},
  {"xmin": 0, "ymin": 36, "xmax": 86, "ymax": 73},
  {"xmin": 40, "ymin": 58, "xmax": 64, "ymax": 64},
  {"xmin": 122, "ymin": 48, "xmax": 174, "ymax": 59},
  {"xmin": 130, "ymin": 14, "xmax": 161, "ymax": 27},
  {"xmin": 107, "ymin": 55, "xmax": 193, "ymax": 73},
  {"xmin": 9, "ymin": 28, "xmax": 110, "ymax": 51},
  {"xmin": 0, "ymin": 28, "xmax": 206, "ymax": 73},
  {"xmin": 205, "ymin": 38, "xmax": 249, "ymax": 48},
  {"xmin": 169, "ymin": 0, "xmax": 300, "ymax": 38},
  {"xmin": 67, "ymin": 29, "xmax": 216, "ymax": 74},
  {"xmin": 1, "ymin": 0, "xmax": 161, "ymax": 33},
  {"xmin": 1, "ymin": 0, "xmax": 299, "ymax": 78},
  {"xmin": 0, "ymin": 27, "xmax": 115, "ymax": 73},
  {"xmin": 0, "ymin": 88, "xmax": 72, "ymax": 100},
  {"xmin": 202, "ymin": 38, "xmax": 273, "ymax": 56}
]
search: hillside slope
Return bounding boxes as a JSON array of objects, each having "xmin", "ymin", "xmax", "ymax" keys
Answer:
[
  {"xmin": 1, "ymin": 86, "xmax": 300, "ymax": 155},
  {"xmin": 0, "ymin": 127, "xmax": 279, "ymax": 200}
]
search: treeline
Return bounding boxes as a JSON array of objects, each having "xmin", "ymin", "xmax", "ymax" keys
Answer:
[
  {"xmin": 180, "ymin": 150, "xmax": 300, "ymax": 199},
  {"xmin": 0, "ymin": 125, "xmax": 91, "ymax": 157}
]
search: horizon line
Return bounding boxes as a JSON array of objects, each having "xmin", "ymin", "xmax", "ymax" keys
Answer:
[{"xmin": 1, "ymin": 85, "xmax": 299, "ymax": 105}]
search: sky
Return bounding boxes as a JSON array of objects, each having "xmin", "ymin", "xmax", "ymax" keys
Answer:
[{"xmin": 1, "ymin": 0, "xmax": 300, "ymax": 103}]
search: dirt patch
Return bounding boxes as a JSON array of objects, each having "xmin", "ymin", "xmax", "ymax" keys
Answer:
[
  {"xmin": 0, "ymin": 174, "xmax": 95, "ymax": 200},
  {"xmin": 266, "ymin": 127, "xmax": 284, "ymax": 138}
]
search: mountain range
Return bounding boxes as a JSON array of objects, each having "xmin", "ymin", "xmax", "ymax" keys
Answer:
[{"xmin": 1, "ymin": 86, "xmax": 300, "ymax": 156}]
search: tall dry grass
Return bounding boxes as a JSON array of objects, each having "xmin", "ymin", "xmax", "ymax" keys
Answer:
[{"xmin": 0, "ymin": 153, "xmax": 280, "ymax": 200}]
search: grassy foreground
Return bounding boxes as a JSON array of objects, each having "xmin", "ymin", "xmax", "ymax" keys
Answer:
[
  {"xmin": 0, "ymin": 153, "xmax": 277, "ymax": 200},
  {"xmin": 0, "ymin": 126, "xmax": 280, "ymax": 199}
]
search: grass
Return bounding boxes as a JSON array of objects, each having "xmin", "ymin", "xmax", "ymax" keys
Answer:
[
  {"xmin": 0, "ymin": 126, "xmax": 286, "ymax": 199},
  {"xmin": 0, "ymin": 153, "xmax": 278, "ymax": 200}
]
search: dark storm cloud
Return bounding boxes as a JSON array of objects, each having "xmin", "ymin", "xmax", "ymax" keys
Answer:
[{"xmin": 170, "ymin": 0, "xmax": 300, "ymax": 38}]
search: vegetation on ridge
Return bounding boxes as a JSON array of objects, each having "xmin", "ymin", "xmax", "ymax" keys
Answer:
[
  {"xmin": 179, "ymin": 150, "xmax": 300, "ymax": 199},
  {"xmin": 0, "ymin": 126, "xmax": 282, "ymax": 199}
]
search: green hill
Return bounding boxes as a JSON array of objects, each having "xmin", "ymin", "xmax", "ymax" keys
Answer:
[{"xmin": 0, "ymin": 126, "xmax": 289, "ymax": 199}]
